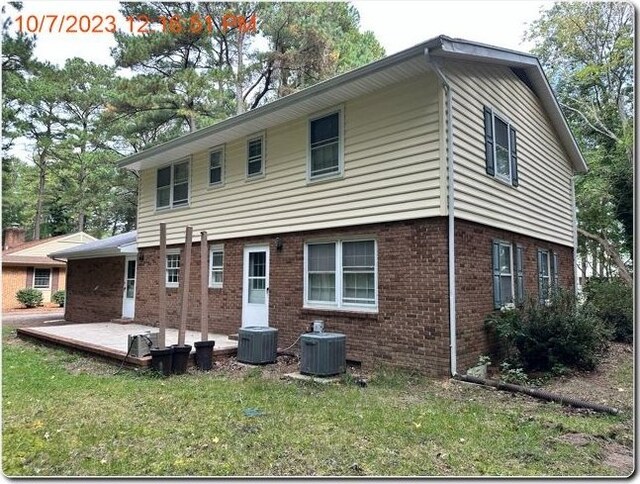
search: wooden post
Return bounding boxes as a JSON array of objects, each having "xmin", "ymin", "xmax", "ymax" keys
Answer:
[
  {"xmin": 178, "ymin": 225, "xmax": 193, "ymax": 346},
  {"xmin": 158, "ymin": 223, "xmax": 167, "ymax": 349},
  {"xmin": 200, "ymin": 231, "xmax": 208, "ymax": 342}
]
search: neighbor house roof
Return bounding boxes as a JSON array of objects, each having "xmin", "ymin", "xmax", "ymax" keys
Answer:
[
  {"xmin": 2, "ymin": 231, "xmax": 96, "ymax": 267},
  {"xmin": 49, "ymin": 231, "xmax": 137, "ymax": 260},
  {"xmin": 117, "ymin": 35, "xmax": 587, "ymax": 174}
]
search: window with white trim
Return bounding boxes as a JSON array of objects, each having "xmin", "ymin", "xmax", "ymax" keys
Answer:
[
  {"xmin": 483, "ymin": 106, "xmax": 518, "ymax": 186},
  {"xmin": 247, "ymin": 134, "xmax": 264, "ymax": 177},
  {"xmin": 209, "ymin": 245, "xmax": 224, "ymax": 288},
  {"xmin": 309, "ymin": 110, "xmax": 342, "ymax": 180},
  {"xmin": 33, "ymin": 268, "xmax": 51, "ymax": 288},
  {"xmin": 209, "ymin": 147, "xmax": 224, "ymax": 186},
  {"xmin": 537, "ymin": 249, "xmax": 551, "ymax": 303},
  {"xmin": 166, "ymin": 250, "xmax": 181, "ymax": 288},
  {"xmin": 492, "ymin": 240, "xmax": 514, "ymax": 308},
  {"xmin": 156, "ymin": 159, "xmax": 190, "ymax": 209},
  {"xmin": 305, "ymin": 240, "xmax": 377, "ymax": 310}
]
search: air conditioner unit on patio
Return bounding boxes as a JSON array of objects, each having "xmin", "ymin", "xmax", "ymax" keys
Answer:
[{"xmin": 127, "ymin": 332, "xmax": 159, "ymax": 358}]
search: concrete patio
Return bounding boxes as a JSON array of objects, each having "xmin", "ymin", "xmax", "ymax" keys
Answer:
[{"xmin": 17, "ymin": 322, "xmax": 238, "ymax": 367}]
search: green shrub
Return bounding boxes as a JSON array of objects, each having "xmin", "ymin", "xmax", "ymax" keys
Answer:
[
  {"xmin": 52, "ymin": 290, "xmax": 65, "ymax": 307},
  {"xmin": 16, "ymin": 288, "xmax": 43, "ymax": 308},
  {"xmin": 485, "ymin": 289, "xmax": 610, "ymax": 372},
  {"xmin": 583, "ymin": 278, "xmax": 633, "ymax": 343}
]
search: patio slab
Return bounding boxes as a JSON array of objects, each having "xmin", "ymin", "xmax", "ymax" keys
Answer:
[{"xmin": 17, "ymin": 322, "xmax": 238, "ymax": 367}]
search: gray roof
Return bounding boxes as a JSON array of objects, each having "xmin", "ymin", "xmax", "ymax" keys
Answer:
[
  {"xmin": 117, "ymin": 35, "xmax": 587, "ymax": 174},
  {"xmin": 49, "ymin": 231, "xmax": 137, "ymax": 260}
]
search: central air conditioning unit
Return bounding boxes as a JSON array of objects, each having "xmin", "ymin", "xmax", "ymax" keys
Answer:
[
  {"xmin": 300, "ymin": 332, "xmax": 346, "ymax": 376},
  {"xmin": 127, "ymin": 332, "xmax": 159, "ymax": 358},
  {"xmin": 237, "ymin": 327, "xmax": 278, "ymax": 364}
]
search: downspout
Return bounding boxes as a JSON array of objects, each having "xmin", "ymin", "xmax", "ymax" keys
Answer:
[{"xmin": 425, "ymin": 49, "xmax": 457, "ymax": 376}]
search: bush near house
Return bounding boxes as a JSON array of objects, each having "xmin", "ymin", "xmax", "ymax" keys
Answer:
[
  {"xmin": 52, "ymin": 290, "xmax": 66, "ymax": 307},
  {"xmin": 16, "ymin": 288, "xmax": 43, "ymax": 308},
  {"xmin": 485, "ymin": 289, "xmax": 610, "ymax": 372},
  {"xmin": 583, "ymin": 278, "xmax": 633, "ymax": 344}
]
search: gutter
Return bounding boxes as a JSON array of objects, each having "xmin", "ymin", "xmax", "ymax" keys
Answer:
[{"xmin": 424, "ymin": 48, "xmax": 457, "ymax": 376}]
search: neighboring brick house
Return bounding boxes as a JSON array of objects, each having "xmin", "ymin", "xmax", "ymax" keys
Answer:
[
  {"xmin": 2, "ymin": 227, "xmax": 96, "ymax": 310},
  {"xmin": 54, "ymin": 36, "xmax": 587, "ymax": 376}
]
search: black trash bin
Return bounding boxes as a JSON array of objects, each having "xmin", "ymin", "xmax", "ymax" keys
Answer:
[
  {"xmin": 150, "ymin": 347, "xmax": 173, "ymax": 376},
  {"xmin": 171, "ymin": 344, "xmax": 192, "ymax": 374},
  {"xmin": 194, "ymin": 340, "xmax": 215, "ymax": 371}
]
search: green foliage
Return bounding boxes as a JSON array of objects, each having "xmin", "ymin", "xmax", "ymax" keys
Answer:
[
  {"xmin": 583, "ymin": 279, "xmax": 633, "ymax": 343},
  {"xmin": 16, "ymin": 288, "xmax": 43, "ymax": 308},
  {"xmin": 527, "ymin": 3, "xmax": 633, "ymax": 267},
  {"xmin": 485, "ymin": 290, "xmax": 610, "ymax": 372},
  {"xmin": 498, "ymin": 362, "xmax": 530, "ymax": 385},
  {"xmin": 51, "ymin": 290, "xmax": 65, "ymax": 307}
]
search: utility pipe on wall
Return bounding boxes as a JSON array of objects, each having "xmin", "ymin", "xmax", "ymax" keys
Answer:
[{"xmin": 425, "ymin": 49, "xmax": 457, "ymax": 376}]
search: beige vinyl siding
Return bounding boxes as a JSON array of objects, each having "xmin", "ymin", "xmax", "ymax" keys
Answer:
[
  {"xmin": 136, "ymin": 74, "xmax": 442, "ymax": 247},
  {"xmin": 12, "ymin": 232, "xmax": 96, "ymax": 257},
  {"xmin": 446, "ymin": 61, "xmax": 575, "ymax": 247}
]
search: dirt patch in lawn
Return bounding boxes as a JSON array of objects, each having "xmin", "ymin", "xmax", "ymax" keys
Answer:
[
  {"xmin": 601, "ymin": 442, "xmax": 634, "ymax": 476},
  {"xmin": 542, "ymin": 342, "xmax": 633, "ymax": 413}
]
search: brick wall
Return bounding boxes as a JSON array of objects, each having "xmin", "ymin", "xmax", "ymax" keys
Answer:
[
  {"xmin": 2, "ymin": 265, "xmax": 67, "ymax": 309},
  {"xmin": 66, "ymin": 217, "xmax": 576, "ymax": 376},
  {"xmin": 454, "ymin": 219, "xmax": 575, "ymax": 372},
  {"xmin": 2, "ymin": 266, "xmax": 27, "ymax": 310},
  {"xmin": 65, "ymin": 257, "xmax": 125, "ymax": 323},
  {"xmin": 134, "ymin": 219, "xmax": 452, "ymax": 376}
]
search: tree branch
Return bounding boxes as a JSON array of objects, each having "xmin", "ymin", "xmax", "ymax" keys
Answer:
[{"xmin": 577, "ymin": 228, "xmax": 632, "ymax": 284}]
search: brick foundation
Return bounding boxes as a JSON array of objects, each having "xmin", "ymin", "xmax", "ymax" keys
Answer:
[{"xmin": 65, "ymin": 257, "xmax": 124, "ymax": 323}]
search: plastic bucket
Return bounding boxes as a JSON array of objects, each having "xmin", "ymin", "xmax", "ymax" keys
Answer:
[
  {"xmin": 150, "ymin": 347, "xmax": 173, "ymax": 376},
  {"xmin": 194, "ymin": 340, "xmax": 216, "ymax": 371},
  {"xmin": 171, "ymin": 344, "xmax": 192, "ymax": 374}
]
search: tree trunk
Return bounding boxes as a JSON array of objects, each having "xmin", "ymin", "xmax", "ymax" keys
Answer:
[
  {"xmin": 77, "ymin": 213, "xmax": 85, "ymax": 232},
  {"xmin": 578, "ymin": 228, "xmax": 632, "ymax": 284},
  {"xmin": 235, "ymin": 30, "xmax": 245, "ymax": 115},
  {"xmin": 33, "ymin": 162, "xmax": 46, "ymax": 240}
]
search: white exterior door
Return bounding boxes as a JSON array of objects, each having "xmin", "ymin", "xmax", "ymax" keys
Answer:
[
  {"xmin": 121, "ymin": 256, "xmax": 136, "ymax": 318},
  {"xmin": 242, "ymin": 246, "xmax": 269, "ymax": 327}
]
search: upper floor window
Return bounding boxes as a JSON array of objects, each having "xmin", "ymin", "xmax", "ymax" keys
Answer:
[
  {"xmin": 309, "ymin": 109, "xmax": 343, "ymax": 180},
  {"xmin": 483, "ymin": 106, "xmax": 518, "ymax": 187},
  {"xmin": 247, "ymin": 134, "xmax": 264, "ymax": 178},
  {"xmin": 209, "ymin": 147, "xmax": 224, "ymax": 186},
  {"xmin": 156, "ymin": 159, "xmax": 190, "ymax": 209}
]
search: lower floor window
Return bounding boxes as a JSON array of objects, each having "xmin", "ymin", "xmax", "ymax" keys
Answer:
[
  {"xmin": 305, "ymin": 239, "xmax": 377, "ymax": 310},
  {"xmin": 166, "ymin": 252, "xmax": 180, "ymax": 287},
  {"xmin": 33, "ymin": 268, "xmax": 51, "ymax": 288},
  {"xmin": 492, "ymin": 240, "xmax": 514, "ymax": 308}
]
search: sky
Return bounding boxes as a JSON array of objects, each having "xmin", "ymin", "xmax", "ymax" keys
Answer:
[{"xmin": 10, "ymin": 0, "xmax": 548, "ymax": 67}]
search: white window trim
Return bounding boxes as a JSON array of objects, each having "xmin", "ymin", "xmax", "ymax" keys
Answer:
[
  {"xmin": 307, "ymin": 105, "xmax": 345, "ymax": 184},
  {"xmin": 208, "ymin": 244, "xmax": 224, "ymax": 289},
  {"xmin": 538, "ymin": 248, "xmax": 551, "ymax": 303},
  {"xmin": 497, "ymin": 240, "xmax": 515, "ymax": 308},
  {"xmin": 245, "ymin": 132, "xmax": 265, "ymax": 180},
  {"xmin": 155, "ymin": 157, "xmax": 192, "ymax": 211},
  {"xmin": 208, "ymin": 145, "xmax": 225, "ymax": 188},
  {"xmin": 165, "ymin": 248, "xmax": 181, "ymax": 288},
  {"xmin": 33, "ymin": 268, "xmax": 51, "ymax": 289},
  {"xmin": 488, "ymin": 107, "xmax": 515, "ymax": 185},
  {"xmin": 303, "ymin": 238, "xmax": 378, "ymax": 313}
]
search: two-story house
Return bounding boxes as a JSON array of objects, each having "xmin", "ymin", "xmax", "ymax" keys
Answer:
[{"xmin": 54, "ymin": 36, "xmax": 587, "ymax": 376}]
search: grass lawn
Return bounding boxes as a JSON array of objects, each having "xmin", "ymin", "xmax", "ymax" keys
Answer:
[{"xmin": 2, "ymin": 328, "xmax": 633, "ymax": 477}]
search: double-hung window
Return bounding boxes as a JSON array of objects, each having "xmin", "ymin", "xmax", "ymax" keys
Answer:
[
  {"xmin": 33, "ymin": 268, "xmax": 51, "ymax": 288},
  {"xmin": 309, "ymin": 109, "xmax": 342, "ymax": 180},
  {"xmin": 492, "ymin": 240, "xmax": 514, "ymax": 308},
  {"xmin": 247, "ymin": 134, "xmax": 264, "ymax": 178},
  {"xmin": 305, "ymin": 239, "xmax": 377, "ymax": 310},
  {"xmin": 483, "ymin": 106, "xmax": 518, "ymax": 186},
  {"xmin": 209, "ymin": 245, "xmax": 224, "ymax": 288},
  {"xmin": 166, "ymin": 250, "xmax": 181, "ymax": 288},
  {"xmin": 209, "ymin": 147, "xmax": 224, "ymax": 186},
  {"xmin": 156, "ymin": 159, "xmax": 190, "ymax": 209},
  {"xmin": 537, "ymin": 249, "xmax": 559, "ymax": 303}
]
